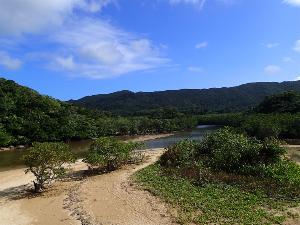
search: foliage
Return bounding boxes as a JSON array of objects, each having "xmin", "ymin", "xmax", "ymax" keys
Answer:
[
  {"xmin": 70, "ymin": 81, "xmax": 300, "ymax": 115},
  {"xmin": 159, "ymin": 140, "xmax": 199, "ymax": 168},
  {"xmin": 136, "ymin": 128, "xmax": 300, "ymax": 224},
  {"xmin": 23, "ymin": 142, "xmax": 74, "ymax": 192},
  {"xmin": 0, "ymin": 78, "xmax": 198, "ymax": 146},
  {"xmin": 0, "ymin": 125, "xmax": 13, "ymax": 146},
  {"xmin": 84, "ymin": 137, "xmax": 143, "ymax": 171},
  {"xmin": 197, "ymin": 113, "xmax": 300, "ymax": 139},
  {"xmin": 255, "ymin": 91, "xmax": 300, "ymax": 113},
  {"xmin": 160, "ymin": 128, "xmax": 287, "ymax": 175},
  {"xmin": 135, "ymin": 164, "xmax": 298, "ymax": 225}
]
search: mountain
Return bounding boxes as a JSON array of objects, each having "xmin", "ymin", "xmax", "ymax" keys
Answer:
[{"xmin": 69, "ymin": 81, "xmax": 300, "ymax": 115}]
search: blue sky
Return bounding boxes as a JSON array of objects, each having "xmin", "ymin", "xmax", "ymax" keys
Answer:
[{"xmin": 0, "ymin": 0, "xmax": 300, "ymax": 100}]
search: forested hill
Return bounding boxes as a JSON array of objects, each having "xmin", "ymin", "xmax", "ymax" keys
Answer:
[
  {"xmin": 0, "ymin": 78, "xmax": 198, "ymax": 146},
  {"xmin": 69, "ymin": 81, "xmax": 300, "ymax": 115}
]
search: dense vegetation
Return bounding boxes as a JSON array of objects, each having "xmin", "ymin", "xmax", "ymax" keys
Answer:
[
  {"xmin": 255, "ymin": 91, "xmax": 300, "ymax": 113},
  {"xmin": 136, "ymin": 128, "xmax": 300, "ymax": 224},
  {"xmin": 70, "ymin": 81, "xmax": 300, "ymax": 115},
  {"xmin": 0, "ymin": 78, "xmax": 197, "ymax": 147},
  {"xmin": 197, "ymin": 91, "xmax": 300, "ymax": 140}
]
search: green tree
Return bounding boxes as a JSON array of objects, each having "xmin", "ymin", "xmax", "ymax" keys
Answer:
[
  {"xmin": 0, "ymin": 125, "xmax": 13, "ymax": 146},
  {"xmin": 23, "ymin": 142, "xmax": 74, "ymax": 192}
]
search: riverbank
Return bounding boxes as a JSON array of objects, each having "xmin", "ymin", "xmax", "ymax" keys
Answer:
[
  {"xmin": 0, "ymin": 133, "xmax": 175, "ymax": 172},
  {"xmin": 0, "ymin": 133, "xmax": 175, "ymax": 152},
  {"xmin": 0, "ymin": 149, "xmax": 177, "ymax": 225}
]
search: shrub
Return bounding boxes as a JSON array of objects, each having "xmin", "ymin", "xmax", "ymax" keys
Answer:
[
  {"xmin": 241, "ymin": 115, "xmax": 281, "ymax": 140},
  {"xmin": 161, "ymin": 128, "xmax": 288, "ymax": 176},
  {"xmin": 197, "ymin": 127, "xmax": 262, "ymax": 173},
  {"xmin": 160, "ymin": 140, "xmax": 198, "ymax": 168},
  {"xmin": 84, "ymin": 137, "xmax": 143, "ymax": 171},
  {"xmin": 23, "ymin": 142, "xmax": 74, "ymax": 192}
]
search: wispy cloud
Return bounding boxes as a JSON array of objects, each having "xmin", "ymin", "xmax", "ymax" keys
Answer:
[
  {"xmin": 0, "ymin": 51, "xmax": 22, "ymax": 70},
  {"xmin": 0, "ymin": 0, "xmax": 117, "ymax": 36},
  {"xmin": 282, "ymin": 57, "xmax": 293, "ymax": 63},
  {"xmin": 0, "ymin": 0, "xmax": 169, "ymax": 79},
  {"xmin": 49, "ymin": 19, "xmax": 170, "ymax": 79},
  {"xmin": 195, "ymin": 42, "xmax": 208, "ymax": 49},
  {"xmin": 188, "ymin": 66, "xmax": 204, "ymax": 73},
  {"xmin": 295, "ymin": 76, "xmax": 300, "ymax": 81},
  {"xmin": 283, "ymin": 0, "xmax": 300, "ymax": 7},
  {"xmin": 263, "ymin": 43, "xmax": 279, "ymax": 48},
  {"xmin": 264, "ymin": 65, "xmax": 281, "ymax": 75},
  {"xmin": 169, "ymin": 0, "xmax": 206, "ymax": 9},
  {"xmin": 168, "ymin": 0, "xmax": 234, "ymax": 9},
  {"xmin": 294, "ymin": 39, "xmax": 300, "ymax": 52}
]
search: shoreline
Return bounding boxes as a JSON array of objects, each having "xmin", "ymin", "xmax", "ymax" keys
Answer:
[
  {"xmin": 0, "ymin": 149, "xmax": 177, "ymax": 225},
  {"xmin": 0, "ymin": 133, "xmax": 175, "ymax": 153}
]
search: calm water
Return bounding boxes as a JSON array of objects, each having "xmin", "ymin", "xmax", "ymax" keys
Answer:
[{"xmin": 0, "ymin": 125, "xmax": 219, "ymax": 171}]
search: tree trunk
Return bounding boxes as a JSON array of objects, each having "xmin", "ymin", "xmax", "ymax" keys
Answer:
[{"xmin": 33, "ymin": 181, "xmax": 43, "ymax": 193}]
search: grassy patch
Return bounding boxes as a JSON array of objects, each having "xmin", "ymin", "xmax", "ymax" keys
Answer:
[{"xmin": 135, "ymin": 164, "xmax": 299, "ymax": 225}]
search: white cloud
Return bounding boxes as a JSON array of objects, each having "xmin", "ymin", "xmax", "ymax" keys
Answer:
[
  {"xmin": 263, "ymin": 43, "xmax": 279, "ymax": 48},
  {"xmin": 0, "ymin": 51, "xmax": 22, "ymax": 70},
  {"xmin": 294, "ymin": 40, "xmax": 300, "ymax": 52},
  {"xmin": 0, "ymin": 0, "xmax": 168, "ymax": 79},
  {"xmin": 168, "ymin": 0, "xmax": 234, "ymax": 9},
  {"xmin": 295, "ymin": 76, "xmax": 300, "ymax": 81},
  {"xmin": 195, "ymin": 42, "xmax": 208, "ymax": 49},
  {"xmin": 188, "ymin": 66, "xmax": 204, "ymax": 73},
  {"xmin": 50, "ymin": 19, "xmax": 169, "ymax": 79},
  {"xmin": 282, "ymin": 57, "xmax": 293, "ymax": 63},
  {"xmin": 264, "ymin": 65, "xmax": 281, "ymax": 75},
  {"xmin": 55, "ymin": 56, "xmax": 76, "ymax": 70},
  {"xmin": 0, "ymin": 0, "xmax": 115, "ymax": 36},
  {"xmin": 283, "ymin": 0, "xmax": 300, "ymax": 7}
]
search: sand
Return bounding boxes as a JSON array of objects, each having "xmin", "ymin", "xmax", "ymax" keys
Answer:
[{"xmin": 0, "ymin": 146, "xmax": 176, "ymax": 225}]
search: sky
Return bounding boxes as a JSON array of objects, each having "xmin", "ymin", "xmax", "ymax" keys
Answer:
[{"xmin": 0, "ymin": 0, "xmax": 300, "ymax": 100}]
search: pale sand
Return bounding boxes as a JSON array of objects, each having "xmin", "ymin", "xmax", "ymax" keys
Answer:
[
  {"xmin": 0, "ymin": 147, "xmax": 176, "ymax": 225},
  {"xmin": 78, "ymin": 149, "xmax": 177, "ymax": 225},
  {"xmin": 125, "ymin": 133, "xmax": 174, "ymax": 142}
]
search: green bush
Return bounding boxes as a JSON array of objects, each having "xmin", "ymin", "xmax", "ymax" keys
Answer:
[
  {"xmin": 264, "ymin": 159, "xmax": 300, "ymax": 186},
  {"xmin": 84, "ymin": 137, "xmax": 142, "ymax": 171},
  {"xmin": 161, "ymin": 128, "xmax": 287, "ymax": 176},
  {"xmin": 23, "ymin": 142, "xmax": 74, "ymax": 192},
  {"xmin": 160, "ymin": 140, "xmax": 198, "ymax": 168},
  {"xmin": 241, "ymin": 115, "xmax": 281, "ymax": 140}
]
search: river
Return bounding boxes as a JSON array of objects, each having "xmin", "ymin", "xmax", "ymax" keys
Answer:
[{"xmin": 0, "ymin": 125, "xmax": 219, "ymax": 171}]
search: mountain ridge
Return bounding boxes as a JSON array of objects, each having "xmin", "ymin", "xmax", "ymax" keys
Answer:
[{"xmin": 69, "ymin": 80, "xmax": 300, "ymax": 115}]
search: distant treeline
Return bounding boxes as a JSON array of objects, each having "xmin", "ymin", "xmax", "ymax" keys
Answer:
[
  {"xmin": 69, "ymin": 81, "xmax": 300, "ymax": 115},
  {"xmin": 0, "ymin": 79, "xmax": 197, "ymax": 146},
  {"xmin": 197, "ymin": 91, "xmax": 300, "ymax": 140}
]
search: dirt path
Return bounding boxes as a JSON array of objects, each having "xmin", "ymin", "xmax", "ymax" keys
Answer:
[
  {"xmin": 0, "ymin": 149, "xmax": 177, "ymax": 225},
  {"xmin": 76, "ymin": 149, "xmax": 177, "ymax": 225}
]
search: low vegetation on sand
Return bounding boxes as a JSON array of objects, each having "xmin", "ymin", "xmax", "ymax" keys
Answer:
[
  {"xmin": 84, "ymin": 137, "xmax": 144, "ymax": 172},
  {"xmin": 23, "ymin": 142, "xmax": 75, "ymax": 193},
  {"xmin": 135, "ymin": 128, "xmax": 300, "ymax": 225},
  {"xmin": 23, "ymin": 137, "xmax": 144, "ymax": 192}
]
